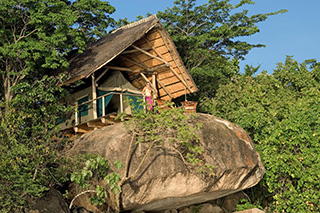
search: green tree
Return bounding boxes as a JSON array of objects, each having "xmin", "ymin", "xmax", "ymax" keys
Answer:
[
  {"xmin": 0, "ymin": 0, "xmax": 116, "ymax": 211},
  {"xmin": 0, "ymin": 76, "xmax": 70, "ymax": 212},
  {"xmin": 210, "ymin": 56, "xmax": 320, "ymax": 212},
  {"xmin": 157, "ymin": 0, "xmax": 286, "ymax": 100},
  {"xmin": 0, "ymin": 0, "xmax": 115, "ymax": 104}
]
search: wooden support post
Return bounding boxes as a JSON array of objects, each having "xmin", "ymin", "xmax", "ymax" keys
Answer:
[
  {"xmin": 75, "ymin": 111, "xmax": 79, "ymax": 125},
  {"xmin": 92, "ymin": 75, "xmax": 97, "ymax": 119},
  {"xmin": 102, "ymin": 96, "xmax": 105, "ymax": 116},
  {"xmin": 120, "ymin": 93, "xmax": 123, "ymax": 113}
]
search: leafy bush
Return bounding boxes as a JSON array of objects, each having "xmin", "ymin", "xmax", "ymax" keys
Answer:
[
  {"xmin": 210, "ymin": 57, "xmax": 320, "ymax": 212},
  {"xmin": 0, "ymin": 76, "xmax": 69, "ymax": 212}
]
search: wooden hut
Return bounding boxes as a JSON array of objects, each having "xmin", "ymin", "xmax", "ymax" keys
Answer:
[{"xmin": 59, "ymin": 15, "xmax": 198, "ymax": 134}]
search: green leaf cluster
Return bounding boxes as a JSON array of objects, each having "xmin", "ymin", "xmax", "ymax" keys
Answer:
[{"xmin": 209, "ymin": 56, "xmax": 320, "ymax": 212}]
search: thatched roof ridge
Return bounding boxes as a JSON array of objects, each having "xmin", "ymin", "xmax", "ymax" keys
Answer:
[{"xmin": 112, "ymin": 14, "xmax": 158, "ymax": 33}]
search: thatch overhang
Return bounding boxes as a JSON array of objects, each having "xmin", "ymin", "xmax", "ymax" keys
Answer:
[{"xmin": 62, "ymin": 15, "xmax": 197, "ymax": 101}]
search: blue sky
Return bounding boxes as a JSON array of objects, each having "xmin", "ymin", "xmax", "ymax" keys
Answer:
[{"xmin": 108, "ymin": 0, "xmax": 320, "ymax": 73}]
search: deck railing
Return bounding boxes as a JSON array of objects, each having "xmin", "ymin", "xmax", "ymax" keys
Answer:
[{"xmin": 73, "ymin": 92, "xmax": 143, "ymax": 126}]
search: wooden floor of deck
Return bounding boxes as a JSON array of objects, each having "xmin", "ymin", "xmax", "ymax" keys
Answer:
[{"xmin": 61, "ymin": 112, "xmax": 131, "ymax": 137}]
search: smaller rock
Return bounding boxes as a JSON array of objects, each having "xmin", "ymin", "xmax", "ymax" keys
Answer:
[
  {"xmin": 29, "ymin": 188, "xmax": 69, "ymax": 213},
  {"xmin": 221, "ymin": 192, "xmax": 247, "ymax": 212},
  {"xmin": 199, "ymin": 203, "xmax": 223, "ymax": 213}
]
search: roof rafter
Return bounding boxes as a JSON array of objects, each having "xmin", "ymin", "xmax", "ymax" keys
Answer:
[
  {"xmin": 121, "ymin": 47, "xmax": 152, "ymax": 54},
  {"xmin": 131, "ymin": 45, "xmax": 169, "ymax": 66},
  {"xmin": 104, "ymin": 65, "xmax": 139, "ymax": 73},
  {"xmin": 157, "ymin": 79, "xmax": 173, "ymax": 99},
  {"xmin": 119, "ymin": 55, "xmax": 147, "ymax": 70}
]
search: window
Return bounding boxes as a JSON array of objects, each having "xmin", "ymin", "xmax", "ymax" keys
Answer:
[{"xmin": 77, "ymin": 96, "xmax": 89, "ymax": 117}]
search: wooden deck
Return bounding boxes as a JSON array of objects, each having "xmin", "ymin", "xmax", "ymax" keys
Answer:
[
  {"xmin": 62, "ymin": 112, "xmax": 131, "ymax": 137},
  {"xmin": 62, "ymin": 100, "xmax": 198, "ymax": 138}
]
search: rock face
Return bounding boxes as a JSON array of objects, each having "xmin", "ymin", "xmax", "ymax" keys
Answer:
[
  {"xmin": 68, "ymin": 113, "xmax": 265, "ymax": 212},
  {"xmin": 29, "ymin": 188, "xmax": 69, "ymax": 213}
]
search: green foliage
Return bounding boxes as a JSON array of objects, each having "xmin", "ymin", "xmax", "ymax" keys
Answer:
[
  {"xmin": 121, "ymin": 101, "xmax": 214, "ymax": 175},
  {"xmin": 70, "ymin": 155, "xmax": 122, "ymax": 206},
  {"xmin": 0, "ymin": 0, "xmax": 115, "ymax": 102},
  {"xmin": 157, "ymin": 0, "xmax": 286, "ymax": 100},
  {"xmin": 0, "ymin": 76, "xmax": 70, "ymax": 212},
  {"xmin": 236, "ymin": 198, "xmax": 263, "ymax": 211},
  {"xmin": 210, "ymin": 56, "xmax": 320, "ymax": 212},
  {"xmin": 0, "ymin": 1, "xmax": 116, "ymax": 211}
]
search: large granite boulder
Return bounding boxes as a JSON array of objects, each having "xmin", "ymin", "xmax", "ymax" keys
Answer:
[{"xmin": 68, "ymin": 113, "xmax": 265, "ymax": 212}]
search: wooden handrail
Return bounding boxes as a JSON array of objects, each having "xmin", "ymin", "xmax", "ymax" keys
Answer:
[
  {"xmin": 73, "ymin": 92, "xmax": 143, "ymax": 108},
  {"xmin": 73, "ymin": 92, "xmax": 143, "ymax": 126}
]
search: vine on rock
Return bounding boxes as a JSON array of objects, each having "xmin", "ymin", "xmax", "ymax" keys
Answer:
[
  {"xmin": 69, "ymin": 155, "xmax": 123, "ymax": 211},
  {"xmin": 118, "ymin": 100, "xmax": 214, "ymax": 180}
]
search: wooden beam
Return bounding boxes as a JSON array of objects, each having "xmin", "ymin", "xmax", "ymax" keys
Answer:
[
  {"xmin": 131, "ymin": 45, "xmax": 169, "ymax": 65},
  {"xmin": 157, "ymin": 79, "xmax": 173, "ymax": 99},
  {"xmin": 147, "ymin": 64, "xmax": 170, "ymax": 72},
  {"xmin": 95, "ymin": 68, "xmax": 109, "ymax": 83},
  {"xmin": 132, "ymin": 54, "xmax": 150, "ymax": 71},
  {"xmin": 143, "ymin": 37, "xmax": 164, "ymax": 59},
  {"xmin": 119, "ymin": 56, "xmax": 148, "ymax": 69},
  {"xmin": 104, "ymin": 65, "xmax": 139, "ymax": 73},
  {"xmin": 121, "ymin": 47, "xmax": 152, "ymax": 54}
]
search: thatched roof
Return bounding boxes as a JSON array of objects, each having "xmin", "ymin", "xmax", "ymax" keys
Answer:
[{"xmin": 63, "ymin": 15, "xmax": 197, "ymax": 100}]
